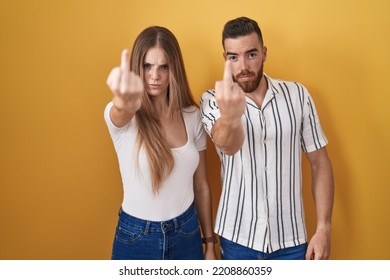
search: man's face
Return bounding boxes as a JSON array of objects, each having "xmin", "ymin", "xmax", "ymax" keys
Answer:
[{"xmin": 223, "ymin": 32, "xmax": 267, "ymax": 93}]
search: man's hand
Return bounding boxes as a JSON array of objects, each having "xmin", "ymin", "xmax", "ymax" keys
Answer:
[
  {"xmin": 306, "ymin": 228, "xmax": 331, "ymax": 260},
  {"xmin": 211, "ymin": 61, "xmax": 246, "ymax": 155},
  {"xmin": 215, "ymin": 60, "xmax": 246, "ymax": 121}
]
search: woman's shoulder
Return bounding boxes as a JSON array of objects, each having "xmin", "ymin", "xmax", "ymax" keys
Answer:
[
  {"xmin": 182, "ymin": 105, "xmax": 200, "ymax": 118},
  {"xmin": 182, "ymin": 105, "xmax": 199, "ymax": 114}
]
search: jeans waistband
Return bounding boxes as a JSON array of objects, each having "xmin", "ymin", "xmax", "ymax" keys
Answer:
[{"xmin": 118, "ymin": 203, "xmax": 196, "ymax": 233}]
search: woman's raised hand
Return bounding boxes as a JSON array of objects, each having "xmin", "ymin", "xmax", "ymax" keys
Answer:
[{"xmin": 106, "ymin": 49, "xmax": 143, "ymax": 114}]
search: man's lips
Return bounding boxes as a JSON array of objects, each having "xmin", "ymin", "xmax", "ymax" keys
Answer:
[
  {"xmin": 237, "ymin": 72, "xmax": 255, "ymax": 80},
  {"xmin": 237, "ymin": 75, "xmax": 254, "ymax": 81}
]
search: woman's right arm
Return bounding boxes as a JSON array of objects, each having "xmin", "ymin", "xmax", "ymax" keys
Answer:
[{"xmin": 106, "ymin": 49, "xmax": 143, "ymax": 127}]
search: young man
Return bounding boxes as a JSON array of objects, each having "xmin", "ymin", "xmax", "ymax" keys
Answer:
[{"xmin": 201, "ymin": 17, "xmax": 334, "ymax": 260}]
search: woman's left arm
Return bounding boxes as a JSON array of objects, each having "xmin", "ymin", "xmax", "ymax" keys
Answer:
[{"xmin": 193, "ymin": 150, "xmax": 217, "ymax": 260}]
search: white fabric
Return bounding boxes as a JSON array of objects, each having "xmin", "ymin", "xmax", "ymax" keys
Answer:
[
  {"xmin": 201, "ymin": 74, "xmax": 328, "ymax": 253},
  {"xmin": 104, "ymin": 102, "xmax": 206, "ymax": 221}
]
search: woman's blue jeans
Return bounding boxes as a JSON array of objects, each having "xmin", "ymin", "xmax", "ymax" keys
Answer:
[
  {"xmin": 111, "ymin": 204, "xmax": 204, "ymax": 260},
  {"xmin": 220, "ymin": 237, "xmax": 308, "ymax": 260}
]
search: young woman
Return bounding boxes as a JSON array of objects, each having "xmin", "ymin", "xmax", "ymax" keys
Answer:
[{"xmin": 104, "ymin": 26, "xmax": 216, "ymax": 260}]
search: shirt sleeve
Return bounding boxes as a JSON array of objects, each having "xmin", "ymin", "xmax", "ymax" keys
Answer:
[
  {"xmin": 193, "ymin": 108, "xmax": 207, "ymax": 151},
  {"xmin": 200, "ymin": 89, "xmax": 220, "ymax": 137},
  {"xmin": 300, "ymin": 85, "xmax": 328, "ymax": 153},
  {"xmin": 104, "ymin": 102, "xmax": 127, "ymax": 140}
]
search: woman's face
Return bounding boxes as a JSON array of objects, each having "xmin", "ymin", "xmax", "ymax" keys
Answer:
[{"xmin": 143, "ymin": 46, "xmax": 170, "ymax": 98}]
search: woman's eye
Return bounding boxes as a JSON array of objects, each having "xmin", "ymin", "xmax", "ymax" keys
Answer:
[
  {"xmin": 160, "ymin": 64, "xmax": 169, "ymax": 71},
  {"xmin": 143, "ymin": 63, "xmax": 152, "ymax": 70}
]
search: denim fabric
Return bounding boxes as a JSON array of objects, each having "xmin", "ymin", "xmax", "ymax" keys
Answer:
[
  {"xmin": 111, "ymin": 204, "xmax": 203, "ymax": 260},
  {"xmin": 220, "ymin": 237, "xmax": 308, "ymax": 260}
]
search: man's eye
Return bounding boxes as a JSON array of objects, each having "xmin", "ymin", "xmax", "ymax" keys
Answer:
[
  {"xmin": 248, "ymin": 53, "xmax": 257, "ymax": 59},
  {"xmin": 228, "ymin": 56, "xmax": 238, "ymax": 62}
]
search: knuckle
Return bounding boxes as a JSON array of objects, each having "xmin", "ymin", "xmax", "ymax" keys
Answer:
[
  {"xmin": 110, "ymin": 83, "xmax": 119, "ymax": 92},
  {"xmin": 119, "ymin": 86, "xmax": 128, "ymax": 95}
]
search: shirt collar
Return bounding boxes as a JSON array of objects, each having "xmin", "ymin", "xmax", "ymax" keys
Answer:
[
  {"xmin": 261, "ymin": 73, "xmax": 278, "ymax": 109},
  {"xmin": 264, "ymin": 73, "xmax": 279, "ymax": 95}
]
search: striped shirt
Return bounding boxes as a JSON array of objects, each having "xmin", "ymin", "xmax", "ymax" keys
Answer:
[{"xmin": 200, "ymin": 74, "xmax": 328, "ymax": 253}]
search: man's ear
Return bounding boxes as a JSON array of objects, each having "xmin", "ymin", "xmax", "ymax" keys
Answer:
[{"xmin": 262, "ymin": 46, "xmax": 268, "ymax": 63}]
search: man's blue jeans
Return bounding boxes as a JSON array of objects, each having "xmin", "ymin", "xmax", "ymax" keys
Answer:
[{"xmin": 220, "ymin": 236, "xmax": 308, "ymax": 260}]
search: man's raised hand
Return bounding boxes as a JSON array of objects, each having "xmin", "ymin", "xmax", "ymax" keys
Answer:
[
  {"xmin": 214, "ymin": 60, "xmax": 246, "ymax": 121},
  {"xmin": 211, "ymin": 60, "xmax": 246, "ymax": 155}
]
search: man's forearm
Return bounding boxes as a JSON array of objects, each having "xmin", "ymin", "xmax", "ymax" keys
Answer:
[
  {"xmin": 211, "ymin": 116, "xmax": 244, "ymax": 155},
  {"xmin": 309, "ymin": 148, "xmax": 334, "ymax": 230}
]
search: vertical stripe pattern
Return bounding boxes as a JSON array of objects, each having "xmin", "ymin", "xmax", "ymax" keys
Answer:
[{"xmin": 200, "ymin": 75, "xmax": 328, "ymax": 253}]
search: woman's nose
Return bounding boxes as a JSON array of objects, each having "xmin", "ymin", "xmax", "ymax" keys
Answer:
[{"xmin": 150, "ymin": 68, "xmax": 160, "ymax": 80}]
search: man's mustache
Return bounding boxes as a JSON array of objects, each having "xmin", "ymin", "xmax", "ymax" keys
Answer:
[{"xmin": 236, "ymin": 70, "xmax": 255, "ymax": 79}]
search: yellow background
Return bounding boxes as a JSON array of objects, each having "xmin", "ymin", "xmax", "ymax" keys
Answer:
[{"xmin": 1, "ymin": 0, "xmax": 389, "ymax": 259}]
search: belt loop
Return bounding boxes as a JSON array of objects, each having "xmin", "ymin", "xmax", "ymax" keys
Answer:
[
  {"xmin": 144, "ymin": 221, "xmax": 150, "ymax": 235},
  {"xmin": 173, "ymin": 218, "xmax": 179, "ymax": 231}
]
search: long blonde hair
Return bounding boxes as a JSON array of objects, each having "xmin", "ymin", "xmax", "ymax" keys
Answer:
[{"xmin": 129, "ymin": 26, "xmax": 197, "ymax": 191}]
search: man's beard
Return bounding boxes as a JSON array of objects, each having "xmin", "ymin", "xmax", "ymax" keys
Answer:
[{"xmin": 233, "ymin": 65, "xmax": 263, "ymax": 93}]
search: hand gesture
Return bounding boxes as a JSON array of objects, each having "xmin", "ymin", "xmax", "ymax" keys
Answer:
[
  {"xmin": 215, "ymin": 61, "xmax": 246, "ymax": 121},
  {"xmin": 106, "ymin": 49, "xmax": 143, "ymax": 114}
]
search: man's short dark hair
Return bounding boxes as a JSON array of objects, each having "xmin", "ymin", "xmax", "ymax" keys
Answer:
[{"xmin": 222, "ymin": 17, "xmax": 263, "ymax": 48}]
